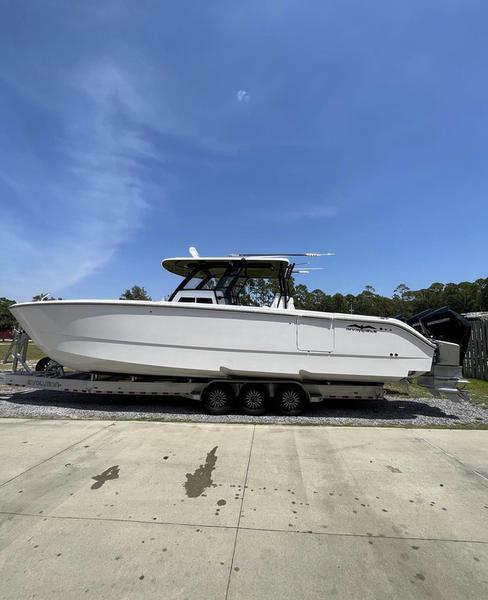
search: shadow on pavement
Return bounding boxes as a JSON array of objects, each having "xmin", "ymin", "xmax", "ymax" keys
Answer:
[{"xmin": 307, "ymin": 397, "xmax": 459, "ymax": 420}]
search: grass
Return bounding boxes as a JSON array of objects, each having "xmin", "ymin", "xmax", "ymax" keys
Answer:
[
  {"xmin": 385, "ymin": 380, "xmax": 431, "ymax": 398},
  {"xmin": 465, "ymin": 378, "xmax": 488, "ymax": 408},
  {"xmin": 385, "ymin": 377, "xmax": 488, "ymax": 409},
  {"xmin": 0, "ymin": 341, "xmax": 46, "ymax": 370}
]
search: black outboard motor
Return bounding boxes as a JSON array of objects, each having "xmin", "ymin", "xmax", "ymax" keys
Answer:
[{"xmin": 405, "ymin": 307, "xmax": 471, "ymax": 364}]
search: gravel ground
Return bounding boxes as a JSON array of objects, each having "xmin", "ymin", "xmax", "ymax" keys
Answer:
[{"xmin": 0, "ymin": 383, "xmax": 487, "ymax": 427}]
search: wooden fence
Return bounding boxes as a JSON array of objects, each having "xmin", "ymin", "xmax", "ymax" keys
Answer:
[{"xmin": 463, "ymin": 319, "xmax": 488, "ymax": 380}]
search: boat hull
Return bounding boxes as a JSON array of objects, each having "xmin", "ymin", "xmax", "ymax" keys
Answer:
[{"xmin": 10, "ymin": 301, "xmax": 436, "ymax": 383}]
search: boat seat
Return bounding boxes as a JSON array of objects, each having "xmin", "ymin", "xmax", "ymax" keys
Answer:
[
  {"xmin": 270, "ymin": 294, "xmax": 295, "ymax": 310},
  {"xmin": 216, "ymin": 291, "xmax": 231, "ymax": 305}
]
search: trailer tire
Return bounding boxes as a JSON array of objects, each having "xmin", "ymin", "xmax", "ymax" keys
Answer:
[
  {"xmin": 239, "ymin": 384, "xmax": 268, "ymax": 416},
  {"xmin": 35, "ymin": 357, "xmax": 64, "ymax": 377},
  {"xmin": 35, "ymin": 357, "xmax": 52, "ymax": 372},
  {"xmin": 201, "ymin": 383, "xmax": 234, "ymax": 415},
  {"xmin": 276, "ymin": 384, "xmax": 307, "ymax": 416}
]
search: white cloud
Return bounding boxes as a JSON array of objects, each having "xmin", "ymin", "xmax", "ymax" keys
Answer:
[
  {"xmin": 236, "ymin": 89, "xmax": 251, "ymax": 103},
  {"xmin": 0, "ymin": 60, "xmax": 161, "ymax": 300}
]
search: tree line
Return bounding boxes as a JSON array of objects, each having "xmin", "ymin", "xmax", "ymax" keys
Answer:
[
  {"xmin": 1, "ymin": 277, "xmax": 487, "ymax": 330},
  {"xmin": 290, "ymin": 278, "xmax": 488, "ymax": 317},
  {"xmin": 238, "ymin": 277, "xmax": 488, "ymax": 317}
]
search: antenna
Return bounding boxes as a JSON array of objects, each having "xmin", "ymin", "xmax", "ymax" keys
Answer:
[
  {"xmin": 230, "ymin": 252, "xmax": 334, "ymax": 257},
  {"xmin": 295, "ymin": 268, "xmax": 325, "ymax": 274},
  {"xmin": 189, "ymin": 246, "xmax": 200, "ymax": 258}
]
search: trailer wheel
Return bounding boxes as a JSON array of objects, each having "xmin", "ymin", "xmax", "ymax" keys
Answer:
[
  {"xmin": 35, "ymin": 357, "xmax": 52, "ymax": 372},
  {"xmin": 35, "ymin": 357, "xmax": 64, "ymax": 377},
  {"xmin": 201, "ymin": 383, "xmax": 234, "ymax": 415},
  {"xmin": 239, "ymin": 384, "xmax": 268, "ymax": 416},
  {"xmin": 276, "ymin": 384, "xmax": 307, "ymax": 416}
]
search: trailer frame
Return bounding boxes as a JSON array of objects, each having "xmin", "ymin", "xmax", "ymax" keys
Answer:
[{"xmin": 1, "ymin": 329, "xmax": 384, "ymax": 414}]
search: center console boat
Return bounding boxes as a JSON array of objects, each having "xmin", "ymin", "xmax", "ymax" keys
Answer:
[{"xmin": 9, "ymin": 249, "xmax": 463, "ymax": 390}]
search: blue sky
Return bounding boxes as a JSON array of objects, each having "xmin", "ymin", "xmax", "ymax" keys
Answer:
[{"xmin": 0, "ymin": 1, "xmax": 487, "ymax": 301}]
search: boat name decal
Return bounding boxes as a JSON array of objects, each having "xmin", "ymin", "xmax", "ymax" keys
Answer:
[{"xmin": 346, "ymin": 324, "xmax": 393, "ymax": 333}]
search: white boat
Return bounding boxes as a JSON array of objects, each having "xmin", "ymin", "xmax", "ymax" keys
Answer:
[{"xmin": 9, "ymin": 250, "xmax": 449, "ymax": 384}]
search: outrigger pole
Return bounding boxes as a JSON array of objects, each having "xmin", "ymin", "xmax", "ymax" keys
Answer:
[{"xmin": 230, "ymin": 252, "xmax": 335, "ymax": 257}]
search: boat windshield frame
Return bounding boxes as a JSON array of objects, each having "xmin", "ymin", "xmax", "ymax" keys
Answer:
[{"xmin": 168, "ymin": 259, "xmax": 295, "ymax": 307}]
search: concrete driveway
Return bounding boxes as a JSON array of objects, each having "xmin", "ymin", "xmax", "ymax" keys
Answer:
[{"xmin": 0, "ymin": 419, "xmax": 487, "ymax": 599}]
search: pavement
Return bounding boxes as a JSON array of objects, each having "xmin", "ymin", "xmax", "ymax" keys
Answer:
[{"xmin": 0, "ymin": 419, "xmax": 487, "ymax": 599}]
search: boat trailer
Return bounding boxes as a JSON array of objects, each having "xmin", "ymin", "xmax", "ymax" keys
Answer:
[{"xmin": 0, "ymin": 329, "xmax": 384, "ymax": 415}]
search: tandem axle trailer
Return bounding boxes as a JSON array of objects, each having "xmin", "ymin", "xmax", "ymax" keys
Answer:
[{"xmin": 0, "ymin": 370, "xmax": 383, "ymax": 415}]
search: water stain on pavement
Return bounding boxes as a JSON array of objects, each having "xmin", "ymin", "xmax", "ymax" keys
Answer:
[
  {"xmin": 91, "ymin": 465, "xmax": 120, "ymax": 490},
  {"xmin": 184, "ymin": 446, "xmax": 218, "ymax": 498},
  {"xmin": 386, "ymin": 465, "xmax": 402, "ymax": 473}
]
